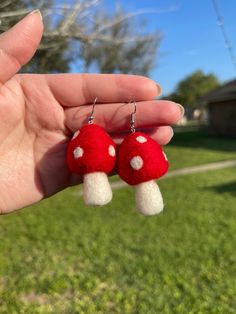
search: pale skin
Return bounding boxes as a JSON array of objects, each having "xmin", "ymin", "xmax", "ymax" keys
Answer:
[{"xmin": 0, "ymin": 11, "xmax": 183, "ymax": 214}]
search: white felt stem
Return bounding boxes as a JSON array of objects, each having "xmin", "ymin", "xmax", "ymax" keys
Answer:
[
  {"xmin": 134, "ymin": 180, "xmax": 164, "ymax": 215},
  {"xmin": 83, "ymin": 172, "xmax": 112, "ymax": 206}
]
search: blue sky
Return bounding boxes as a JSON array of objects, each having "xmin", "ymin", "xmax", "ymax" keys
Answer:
[{"xmin": 100, "ymin": 0, "xmax": 236, "ymax": 95}]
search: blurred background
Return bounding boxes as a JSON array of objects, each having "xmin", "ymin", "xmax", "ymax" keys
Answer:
[{"xmin": 0, "ymin": 0, "xmax": 236, "ymax": 313}]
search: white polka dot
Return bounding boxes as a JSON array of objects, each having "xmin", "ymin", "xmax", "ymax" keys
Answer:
[
  {"xmin": 130, "ymin": 156, "xmax": 143, "ymax": 170},
  {"xmin": 108, "ymin": 145, "xmax": 116, "ymax": 157},
  {"xmin": 73, "ymin": 146, "xmax": 84, "ymax": 159},
  {"xmin": 72, "ymin": 130, "xmax": 80, "ymax": 139},
  {"xmin": 163, "ymin": 152, "xmax": 168, "ymax": 161},
  {"xmin": 136, "ymin": 136, "xmax": 147, "ymax": 143}
]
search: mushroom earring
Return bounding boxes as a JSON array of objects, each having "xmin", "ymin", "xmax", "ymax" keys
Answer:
[
  {"xmin": 117, "ymin": 101, "xmax": 169, "ymax": 216},
  {"xmin": 67, "ymin": 98, "xmax": 116, "ymax": 206}
]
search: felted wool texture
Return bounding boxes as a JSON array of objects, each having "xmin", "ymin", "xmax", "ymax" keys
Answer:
[
  {"xmin": 67, "ymin": 124, "xmax": 116, "ymax": 175},
  {"xmin": 83, "ymin": 172, "xmax": 112, "ymax": 206},
  {"xmin": 135, "ymin": 180, "xmax": 164, "ymax": 215},
  {"xmin": 118, "ymin": 132, "xmax": 169, "ymax": 185}
]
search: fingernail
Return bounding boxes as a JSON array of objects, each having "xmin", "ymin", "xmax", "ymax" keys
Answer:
[
  {"xmin": 169, "ymin": 127, "xmax": 174, "ymax": 140},
  {"xmin": 29, "ymin": 9, "xmax": 42, "ymax": 20},
  {"xmin": 176, "ymin": 103, "xmax": 185, "ymax": 117},
  {"xmin": 156, "ymin": 83, "xmax": 162, "ymax": 96}
]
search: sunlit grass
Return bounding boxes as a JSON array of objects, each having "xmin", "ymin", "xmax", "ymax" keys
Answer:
[
  {"xmin": 0, "ymin": 130, "xmax": 236, "ymax": 313},
  {"xmin": 0, "ymin": 164, "xmax": 236, "ymax": 313},
  {"xmin": 166, "ymin": 130, "xmax": 236, "ymax": 170}
]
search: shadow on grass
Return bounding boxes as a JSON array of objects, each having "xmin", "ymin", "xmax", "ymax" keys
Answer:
[
  {"xmin": 171, "ymin": 128, "xmax": 236, "ymax": 153},
  {"xmin": 207, "ymin": 181, "xmax": 236, "ymax": 196}
]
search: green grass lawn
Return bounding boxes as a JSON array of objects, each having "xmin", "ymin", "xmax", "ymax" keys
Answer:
[
  {"xmin": 166, "ymin": 130, "xmax": 236, "ymax": 170},
  {"xmin": 109, "ymin": 130, "xmax": 236, "ymax": 182},
  {"xmin": 0, "ymin": 131, "xmax": 236, "ymax": 313}
]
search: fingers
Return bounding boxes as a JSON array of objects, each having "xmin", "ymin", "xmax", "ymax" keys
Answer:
[
  {"xmin": 111, "ymin": 126, "xmax": 174, "ymax": 145},
  {"xmin": 46, "ymin": 73, "xmax": 160, "ymax": 106},
  {"xmin": 65, "ymin": 100, "xmax": 183, "ymax": 133},
  {"xmin": 152, "ymin": 126, "xmax": 174, "ymax": 145},
  {"xmin": 0, "ymin": 10, "xmax": 43, "ymax": 85}
]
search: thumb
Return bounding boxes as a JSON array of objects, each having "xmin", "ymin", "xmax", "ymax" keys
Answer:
[{"xmin": 0, "ymin": 10, "xmax": 44, "ymax": 84}]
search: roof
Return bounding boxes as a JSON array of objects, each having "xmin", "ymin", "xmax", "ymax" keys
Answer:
[{"xmin": 202, "ymin": 79, "xmax": 236, "ymax": 103}]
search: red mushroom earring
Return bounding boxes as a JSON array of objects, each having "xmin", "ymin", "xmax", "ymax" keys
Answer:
[
  {"xmin": 67, "ymin": 98, "xmax": 116, "ymax": 206},
  {"xmin": 118, "ymin": 101, "xmax": 169, "ymax": 216}
]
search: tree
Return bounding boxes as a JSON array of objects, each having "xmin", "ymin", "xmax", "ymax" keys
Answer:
[
  {"xmin": 167, "ymin": 70, "xmax": 220, "ymax": 108},
  {"xmin": 0, "ymin": 0, "xmax": 161, "ymax": 75},
  {"xmin": 80, "ymin": 8, "xmax": 161, "ymax": 75}
]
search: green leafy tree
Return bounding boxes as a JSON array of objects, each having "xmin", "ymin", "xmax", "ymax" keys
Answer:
[{"xmin": 167, "ymin": 70, "xmax": 220, "ymax": 108}]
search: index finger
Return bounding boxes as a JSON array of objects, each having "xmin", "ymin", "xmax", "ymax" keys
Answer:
[{"xmin": 46, "ymin": 73, "xmax": 160, "ymax": 107}]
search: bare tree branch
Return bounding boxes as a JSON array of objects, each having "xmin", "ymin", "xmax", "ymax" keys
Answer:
[
  {"xmin": 41, "ymin": 29, "xmax": 158, "ymax": 45},
  {"xmin": 0, "ymin": 9, "xmax": 30, "ymax": 18},
  {"xmin": 0, "ymin": 1, "xmax": 168, "ymax": 46},
  {"xmin": 93, "ymin": 7, "xmax": 177, "ymax": 36},
  {"xmin": 0, "ymin": 0, "xmax": 170, "ymax": 74},
  {"xmin": 60, "ymin": 2, "xmax": 82, "ymax": 33},
  {"xmin": 0, "ymin": 0, "xmax": 14, "ymax": 9}
]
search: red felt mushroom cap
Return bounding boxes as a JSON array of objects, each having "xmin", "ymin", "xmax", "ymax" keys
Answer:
[
  {"xmin": 67, "ymin": 124, "xmax": 116, "ymax": 175},
  {"xmin": 118, "ymin": 132, "xmax": 169, "ymax": 185}
]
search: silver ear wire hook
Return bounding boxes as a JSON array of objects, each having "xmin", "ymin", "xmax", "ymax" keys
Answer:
[
  {"xmin": 88, "ymin": 97, "xmax": 98, "ymax": 124},
  {"xmin": 130, "ymin": 100, "xmax": 136, "ymax": 133}
]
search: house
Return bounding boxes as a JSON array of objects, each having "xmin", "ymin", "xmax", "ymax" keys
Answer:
[{"xmin": 202, "ymin": 79, "xmax": 236, "ymax": 136}]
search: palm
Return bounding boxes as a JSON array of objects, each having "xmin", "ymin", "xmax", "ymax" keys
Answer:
[
  {"xmin": 0, "ymin": 75, "xmax": 73, "ymax": 212},
  {"xmin": 0, "ymin": 12, "xmax": 182, "ymax": 213}
]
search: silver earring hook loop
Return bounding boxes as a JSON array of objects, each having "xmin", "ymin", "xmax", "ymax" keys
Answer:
[
  {"xmin": 88, "ymin": 97, "xmax": 98, "ymax": 124},
  {"xmin": 130, "ymin": 100, "xmax": 136, "ymax": 133}
]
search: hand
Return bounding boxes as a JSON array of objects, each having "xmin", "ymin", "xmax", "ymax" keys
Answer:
[{"xmin": 0, "ymin": 11, "xmax": 183, "ymax": 214}]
